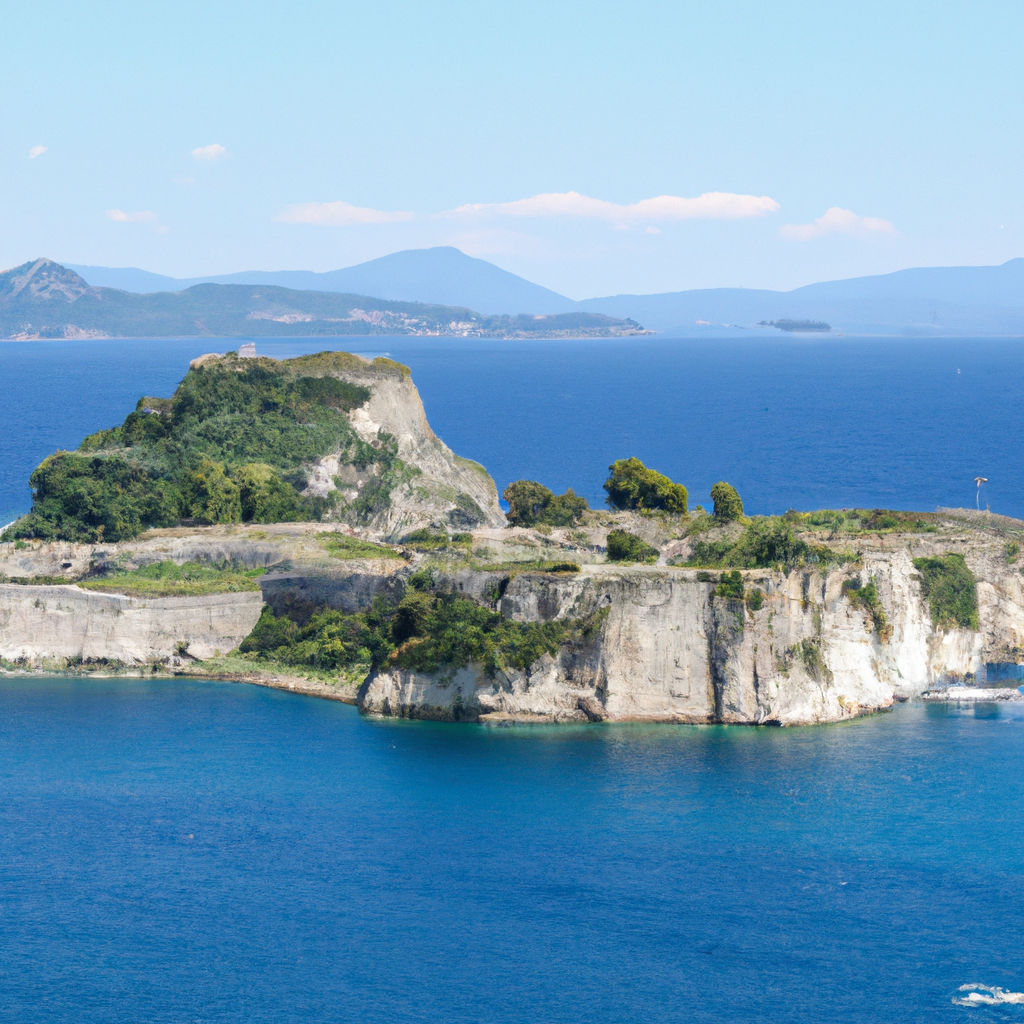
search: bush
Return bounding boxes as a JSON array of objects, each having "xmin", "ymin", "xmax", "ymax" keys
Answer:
[
  {"xmin": 4, "ymin": 452, "xmax": 179, "ymax": 543},
  {"xmin": 716, "ymin": 570, "xmax": 744, "ymax": 600},
  {"xmin": 912, "ymin": 554, "xmax": 979, "ymax": 630},
  {"xmin": 711, "ymin": 482, "xmax": 744, "ymax": 522},
  {"xmin": 745, "ymin": 587, "xmax": 765, "ymax": 611},
  {"xmin": 503, "ymin": 480, "xmax": 589, "ymax": 527},
  {"xmin": 603, "ymin": 458, "xmax": 687, "ymax": 514},
  {"xmin": 606, "ymin": 529, "xmax": 659, "ymax": 563},
  {"xmin": 842, "ymin": 577, "xmax": 892, "ymax": 642}
]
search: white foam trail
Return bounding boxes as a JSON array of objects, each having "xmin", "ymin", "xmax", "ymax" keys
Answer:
[{"xmin": 953, "ymin": 983, "xmax": 1024, "ymax": 1006}]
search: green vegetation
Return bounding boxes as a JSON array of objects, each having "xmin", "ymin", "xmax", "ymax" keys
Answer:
[
  {"xmin": 1006, "ymin": 541, "xmax": 1020, "ymax": 564},
  {"xmin": 745, "ymin": 587, "xmax": 765, "ymax": 612},
  {"xmin": 400, "ymin": 528, "xmax": 473, "ymax": 553},
  {"xmin": 471, "ymin": 559, "xmax": 580, "ymax": 575},
  {"xmin": 79, "ymin": 560, "xmax": 266, "ymax": 598},
  {"xmin": 606, "ymin": 529, "xmax": 659, "ymax": 563},
  {"xmin": 715, "ymin": 570, "xmax": 745, "ymax": 600},
  {"xmin": 502, "ymin": 480, "xmax": 589, "ymax": 527},
  {"xmin": 912, "ymin": 554, "xmax": 979, "ymax": 630},
  {"xmin": 842, "ymin": 577, "xmax": 892, "ymax": 642},
  {"xmin": 319, "ymin": 532, "xmax": 404, "ymax": 560},
  {"xmin": 603, "ymin": 458, "xmax": 688, "ymax": 514},
  {"xmin": 2, "ymin": 354, "xmax": 415, "ymax": 544},
  {"xmin": 784, "ymin": 508, "xmax": 939, "ymax": 535},
  {"xmin": 238, "ymin": 582, "xmax": 603, "ymax": 679},
  {"xmin": 685, "ymin": 517, "xmax": 851, "ymax": 572},
  {"xmin": 711, "ymin": 482, "xmax": 744, "ymax": 523}
]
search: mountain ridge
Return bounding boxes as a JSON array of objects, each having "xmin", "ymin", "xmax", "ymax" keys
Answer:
[
  {"xmin": 0, "ymin": 259, "xmax": 645, "ymax": 339},
  {"xmin": 63, "ymin": 248, "xmax": 1024, "ymax": 335}
]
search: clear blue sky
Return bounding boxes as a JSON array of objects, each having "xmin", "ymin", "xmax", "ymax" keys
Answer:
[{"xmin": 2, "ymin": 0, "xmax": 1021, "ymax": 297}]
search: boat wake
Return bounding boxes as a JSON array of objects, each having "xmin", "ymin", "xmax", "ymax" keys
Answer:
[{"xmin": 954, "ymin": 984, "xmax": 1024, "ymax": 1007}]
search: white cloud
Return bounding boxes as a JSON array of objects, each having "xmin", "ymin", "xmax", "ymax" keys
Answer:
[
  {"xmin": 780, "ymin": 207, "xmax": 896, "ymax": 241},
  {"xmin": 28, "ymin": 145, "xmax": 47, "ymax": 159},
  {"xmin": 274, "ymin": 201, "xmax": 415, "ymax": 226},
  {"xmin": 192, "ymin": 143, "xmax": 229, "ymax": 161},
  {"xmin": 451, "ymin": 190, "xmax": 780, "ymax": 222},
  {"xmin": 107, "ymin": 209, "xmax": 158, "ymax": 223}
]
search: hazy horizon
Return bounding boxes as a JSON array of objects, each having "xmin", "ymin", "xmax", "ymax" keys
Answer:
[{"xmin": 3, "ymin": 2, "xmax": 1022, "ymax": 299}]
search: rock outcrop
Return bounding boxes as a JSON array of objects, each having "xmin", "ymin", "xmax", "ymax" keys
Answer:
[
  {"xmin": 0, "ymin": 584, "xmax": 263, "ymax": 665},
  {"xmin": 359, "ymin": 541, "xmax": 1024, "ymax": 726},
  {"xmin": 296, "ymin": 355, "xmax": 505, "ymax": 537}
]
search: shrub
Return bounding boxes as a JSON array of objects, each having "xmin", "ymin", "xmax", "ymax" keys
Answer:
[
  {"xmin": 181, "ymin": 459, "xmax": 242, "ymax": 525},
  {"xmin": 842, "ymin": 577, "xmax": 892, "ymax": 642},
  {"xmin": 716, "ymin": 570, "xmax": 744, "ymax": 600},
  {"xmin": 503, "ymin": 480, "xmax": 589, "ymax": 527},
  {"xmin": 80, "ymin": 560, "xmax": 264, "ymax": 597},
  {"xmin": 603, "ymin": 457, "xmax": 687, "ymax": 514},
  {"xmin": 912, "ymin": 554, "xmax": 979, "ymax": 630},
  {"xmin": 711, "ymin": 482, "xmax": 744, "ymax": 522},
  {"xmin": 1006, "ymin": 541, "xmax": 1020, "ymax": 564},
  {"xmin": 745, "ymin": 587, "xmax": 765, "ymax": 611},
  {"xmin": 606, "ymin": 529, "xmax": 659, "ymax": 563}
]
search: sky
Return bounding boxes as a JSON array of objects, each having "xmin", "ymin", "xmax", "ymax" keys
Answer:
[{"xmin": 2, "ymin": 0, "xmax": 1022, "ymax": 298}]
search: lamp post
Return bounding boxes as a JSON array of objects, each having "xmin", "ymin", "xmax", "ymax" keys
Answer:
[{"xmin": 975, "ymin": 476, "xmax": 988, "ymax": 511}]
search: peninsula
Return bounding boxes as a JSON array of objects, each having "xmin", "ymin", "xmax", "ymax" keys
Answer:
[{"xmin": 3, "ymin": 349, "xmax": 1022, "ymax": 726}]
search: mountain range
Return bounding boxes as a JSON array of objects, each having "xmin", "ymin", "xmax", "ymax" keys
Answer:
[
  {"xmin": 0, "ymin": 259, "xmax": 644, "ymax": 340},
  {"xmin": 66, "ymin": 247, "xmax": 1024, "ymax": 335}
]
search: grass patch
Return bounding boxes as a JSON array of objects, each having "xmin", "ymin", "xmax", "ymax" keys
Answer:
[
  {"xmin": 79, "ymin": 560, "xmax": 266, "ymax": 597},
  {"xmin": 683, "ymin": 517, "xmax": 853, "ymax": 572},
  {"xmin": 400, "ymin": 528, "xmax": 473, "ymax": 553},
  {"xmin": 472, "ymin": 559, "xmax": 580, "ymax": 575},
  {"xmin": 785, "ymin": 508, "xmax": 939, "ymax": 535},
  {"xmin": 912, "ymin": 554, "xmax": 979, "ymax": 630},
  {"xmin": 319, "ymin": 532, "xmax": 404, "ymax": 560}
]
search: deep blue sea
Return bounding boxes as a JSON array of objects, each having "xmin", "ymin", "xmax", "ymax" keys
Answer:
[
  {"xmin": 2, "ymin": 334, "xmax": 1024, "ymax": 524},
  {"xmin": 3, "ymin": 679, "xmax": 1024, "ymax": 1023},
  {"xmin": 4, "ymin": 335, "xmax": 1024, "ymax": 1021}
]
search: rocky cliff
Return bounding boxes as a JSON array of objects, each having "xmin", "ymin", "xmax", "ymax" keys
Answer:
[{"xmin": 4, "ymin": 510, "xmax": 1024, "ymax": 726}]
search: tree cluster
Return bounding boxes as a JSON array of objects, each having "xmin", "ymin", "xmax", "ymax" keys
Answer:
[{"xmin": 503, "ymin": 480, "xmax": 589, "ymax": 527}]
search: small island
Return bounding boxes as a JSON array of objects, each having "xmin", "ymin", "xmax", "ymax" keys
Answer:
[
  {"xmin": 758, "ymin": 319, "xmax": 832, "ymax": 332},
  {"xmin": 2, "ymin": 348, "xmax": 1021, "ymax": 727}
]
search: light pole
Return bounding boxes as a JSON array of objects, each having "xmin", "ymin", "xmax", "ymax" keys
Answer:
[{"xmin": 975, "ymin": 476, "xmax": 988, "ymax": 511}]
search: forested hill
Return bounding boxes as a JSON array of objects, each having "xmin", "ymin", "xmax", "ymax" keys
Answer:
[{"xmin": 0, "ymin": 259, "xmax": 648, "ymax": 339}]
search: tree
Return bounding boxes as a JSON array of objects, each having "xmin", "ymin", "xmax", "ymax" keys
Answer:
[
  {"xmin": 603, "ymin": 457, "xmax": 687, "ymax": 514},
  {"xmin": 711, "ymin": 481, "xmax": 744, "ymax": 522},
  {"xmin": 606, "ymin": 529, "xmax": 659, "ymax": 563},
  {"xmin": 503, "ymin": 480, "xmax": 589, "ymax": 527},
  {"xmin": 503, "ymin": 480, "xmax": 554, "ymax": 526}
]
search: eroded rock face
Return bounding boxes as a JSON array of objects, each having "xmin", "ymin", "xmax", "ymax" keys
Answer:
[
  {"xmin": 304, "ymin": 360, "xmax": 506, "ymax": 537},
  {"xmin": 358, "ymin": 552, "xmax": 1018, "ymax": 727},
  {"xmin": 0, "ymin": 585, "xmax": 263, "ymax": 665}
]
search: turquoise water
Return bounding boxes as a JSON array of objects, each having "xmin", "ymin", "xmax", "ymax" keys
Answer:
[
  {"xmin": 3, "ymin": 335, "xmax": 1024, "ymax": 523},
  {"xmin": 2, "ymin": 677, "xmax": 1024, "ymax": 1021}
]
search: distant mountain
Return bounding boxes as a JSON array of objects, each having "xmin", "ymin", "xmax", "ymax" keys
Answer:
[
  {"xmin": 578, "ymin": 259, "xmax": 1024, "ymax": 334},
  {"xmin": 0, "ymin": 259, "xmax": 645, "ymax": 339},
  {"xmin": 66, "ymin": 248, "xmax": 1024, "ymax": 335},
  {"xmin": 69, "ymin": 247, "xmax": 577, "ymax": 316}
]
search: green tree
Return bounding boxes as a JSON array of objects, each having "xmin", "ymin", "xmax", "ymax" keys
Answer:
[
  {"xmin": 503, "ymin": 480, "xmax": 589, "ymax": 527},
  {"xmin": 603, "ymin": 457, "xmax": 688, "ymax": 514},
  {"xmin": 182, "ymin": 459, "xmax": 242, "ymax": 524},
  {"xmin": 606, "ymin": 529, "xmax": 659, "ymax": 563},
  {"xmin": 236, "ymin": 462, "xmax": 304, "ymax": 523},
  {"xmin": 711, "ymin": 481, "xmax": 744, "ymax": 522}
]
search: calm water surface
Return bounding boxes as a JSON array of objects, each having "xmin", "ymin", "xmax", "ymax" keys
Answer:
[
  {"xmin": 2, "ymin": 334, "xmax": 1023, "ymax": 523},
  {"xmin": 1, "ymin": 678, "xmax": 1023, "ymax": 1022}
]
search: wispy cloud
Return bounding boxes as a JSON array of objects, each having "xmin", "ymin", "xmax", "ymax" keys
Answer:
[
  {"xmin": 28, "ymin": 145, "xmax": 47, "ymax": 159},
  {"xmin": 192, "ymin": 143, "xmax": 229, "ymax": 161},
  {"xmin": 275, "ymin": 201, "xmax": 415, "ymax": 226},
  {"xmin": 452, "ymin": 190, "xmax": 780, "ymax": 222},
  {"xmin": 780, "ymin": 207, "xmax": 896, "ymax": 241},
  {"xmin": 107, "ymin": 209, "xmax": 158, "ymax": 223}
]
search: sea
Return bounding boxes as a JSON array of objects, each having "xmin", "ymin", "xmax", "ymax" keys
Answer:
[{"xmin": 3, "ymin": 334, "xmax": 1024, "ymax": 1022}]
